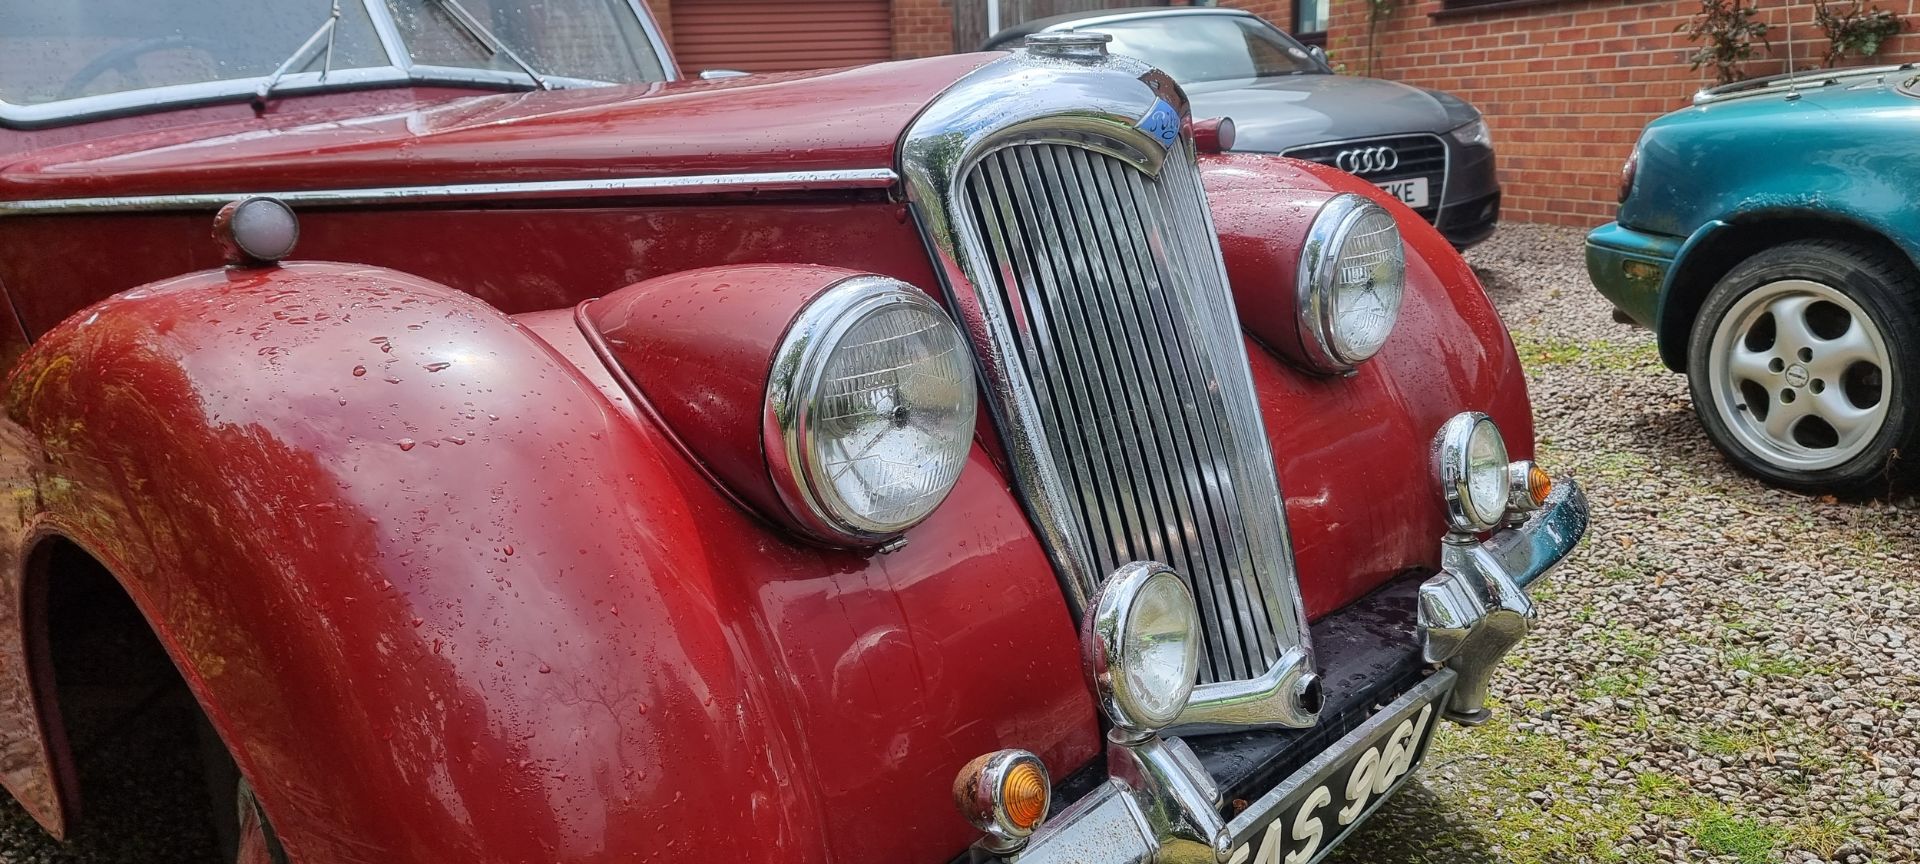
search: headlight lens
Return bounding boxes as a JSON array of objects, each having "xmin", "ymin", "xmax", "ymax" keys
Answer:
[
  {"xmin": 1084, "ymin": 563, "xmax": 1200, "ymax": 737},
  {"xmin": 1435, "ymin": 412, "xmax": 1511, "ymax": 532},
  {"xmin": 1297, "ymin": 193, "xmax": 1407, "ymax": 372},
  {"xmin": 1449, "ymin": 117, "xmax": 1492, "ymax": 149},
  {"xmin": 1618, "ymin": 145, "xmax": 1640, "ymax": 203},
  {"xmin": 765, "ymin": 276, "xmax": 977, "ymax": 544}
]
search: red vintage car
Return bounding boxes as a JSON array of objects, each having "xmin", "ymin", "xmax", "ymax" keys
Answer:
[{"xmin": 0, "ymin": 3, "xmax": 1587, "ymax": 863}]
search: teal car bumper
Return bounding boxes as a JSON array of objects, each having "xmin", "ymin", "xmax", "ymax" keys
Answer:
[{"xmin": 1584, "ymin": 221, "xmax": 1683, "ymax": 328}]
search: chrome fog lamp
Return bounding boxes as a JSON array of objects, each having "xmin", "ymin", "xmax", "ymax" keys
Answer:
[
  {"xmin": 764, "ymin": 276, "xmax": 978, "ymax": 544},
  {"xmin": 1082, "ymin": 563, "xmax": 1201, "ymax": 740},
  {"xmin": 1297, "ymin": 193, "xmax": 1407, "ymax": 373},
  {"xmin": 1435, "ymin": 412, "xmax": 1511, "ymax": 533}
]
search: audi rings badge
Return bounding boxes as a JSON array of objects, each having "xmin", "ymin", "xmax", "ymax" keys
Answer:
[{"xmin": 1334, "ymin": 146, "xmax": 1400, "ymax": 175}]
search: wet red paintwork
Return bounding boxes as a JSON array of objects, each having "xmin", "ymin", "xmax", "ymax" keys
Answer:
[
  {"xmin": 1203, "ymin": 155, "xmax": 1532, "ymax": 617},
  {"xmin": 0, "ymin": 55, "xmax": 991, "ymax": 200},
  {"xmin": 0, "ymin": 54, "xmax": 1533, "ymax": 864},
  {"xmin": 0, "ymin": 262, "xmax": 1098, "ymax": 863},
  {"xmin": 582, "ymin": 264, "xmax": 855, "ymax": 536}
]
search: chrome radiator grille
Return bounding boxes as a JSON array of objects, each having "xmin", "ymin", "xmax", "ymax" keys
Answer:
[{"xmin": 957, "ymin": 142, "xmax": 1294, "ymax": 684}]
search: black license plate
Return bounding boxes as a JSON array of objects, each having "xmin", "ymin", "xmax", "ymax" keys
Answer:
[{"xmin": 1224, "ymin": 673, "xmax": 1451, "ymax": 864}]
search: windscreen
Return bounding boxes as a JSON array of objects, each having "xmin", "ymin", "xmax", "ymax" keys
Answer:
[
  {"xmin": 0, "ymin": 0, "xmax": 665, "ymax": 107},
  {"xmin": 1093, "ymin": 15, "xmax": 1323, "ymax": 85}
]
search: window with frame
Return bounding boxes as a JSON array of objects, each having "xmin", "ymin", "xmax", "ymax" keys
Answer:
[{"xmin": 1292, "ymin": 0, "xmax": 1329, "ymax": 45}]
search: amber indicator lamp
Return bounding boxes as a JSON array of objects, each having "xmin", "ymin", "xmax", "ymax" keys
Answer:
[
  {"xmin": 953, "ymin": 749, "xmax": 1051, "ymax": 852},
  {"xmin": 1527, "ymin": 463, "xmax": 1552, "ymax": 507}
]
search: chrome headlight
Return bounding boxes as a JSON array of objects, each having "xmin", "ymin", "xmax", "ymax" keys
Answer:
[
  {"xmin": 765, "ymin": 276, "xmax": 978, "ymax": 544},
  {"xmin": 1297, "ymin": 193, "xmax": 1407, "ymax": 373},
  {"xmin": 1435, "ymin": 412, "xmax": 1511, "ymax": 532},
  {"xmin": 1083, "ymin": 563, "xmax": 1201, "ymax": 739}
]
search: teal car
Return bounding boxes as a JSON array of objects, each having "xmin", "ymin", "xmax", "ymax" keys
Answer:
[{"xmin": 1588, "ymin": 65, "xmax": 1920, "ymax": 493}]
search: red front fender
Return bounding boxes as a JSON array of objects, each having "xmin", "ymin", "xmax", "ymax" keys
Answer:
[
  {"xmin": 0, "ymin": 262, "xmax": 828, "ymax": 862},
  {"xmin": 0, "ymin": 259, "xmax": 1100, "ymax": 864}
]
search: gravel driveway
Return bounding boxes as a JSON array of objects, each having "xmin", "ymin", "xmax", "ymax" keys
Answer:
[
  {"xmin": 0, "ymin": 225, "xmax": 1912, "ymax": 863},
  {"xmin": 1334, "ymin": 224, "xmax": 1920, "ymax": 864}
]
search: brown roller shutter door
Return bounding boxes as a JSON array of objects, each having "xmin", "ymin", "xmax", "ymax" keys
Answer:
[{"xmin": 672, "ymin": 0, "xmax": 894, "ymax": 74}]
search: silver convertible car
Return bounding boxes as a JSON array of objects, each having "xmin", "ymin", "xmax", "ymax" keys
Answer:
[{"xmin": 985, "ymin": 6, "xmax": 1502, "ymax": 248}]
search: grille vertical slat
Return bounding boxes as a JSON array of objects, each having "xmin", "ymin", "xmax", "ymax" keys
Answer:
[
  {"xmin": 1054, "ymin": 145, "xmax": 1230, "ymax": 676},
  {"xmin": 1158, "ymin": 156, "xmax": 1286, "ymax": 667},
  {"xmin": 1021, "ymin": 146, "xmax": 1165, "ymax": 570},
  {"xmin": 1085, "ymin": 156, "xmax": 1248, "ymax": 680},
  {"xmin": 1123, "ymin": 156, "xmax": 1277, "ymax": 676},
  {"xmin": 959, "ymin": 141, "xmax": 1295, "ymax": 684},
  {"xmin": 970, "ymin": 163, "xmax": 1121, "ymax": 568},
  {"xmin": 1002, "ymin": 149, "xmax": 1145, "ymax": 569}
]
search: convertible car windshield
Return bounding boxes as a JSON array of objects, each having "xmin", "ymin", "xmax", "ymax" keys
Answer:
[
  {"xmin": 0, "ymin": 0, "xmax": 666, "ymax": 116},
  {"xmin": 1093, "ymin": 15, "xmax": 1323, "ymax": 84}
]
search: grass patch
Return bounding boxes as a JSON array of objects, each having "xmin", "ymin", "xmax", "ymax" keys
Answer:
[
  {"xmin": 1424, "ymin": 713, "xmax": 1658, "ymax": 864},
  {"xmin": 1634, "ymin": 771, "xmax": 1682, "ymax": 796},
  {"xmin": 1697, "ymin": 728, "xmax": 1763, "ymax": 758},
  {"xmin": 1849, "ymin": 529, "xmax": 1895, "ymax": 557},
  {"xmin": 1725, "ymin": 649, "xmax": 1811, "ymax": 679},
  {"xmin": 1691, "ymin": 805, "xmax": 1786, "ymax": 864},
  {"xmin": 1578, "ymin": 667, "xmax": 1652, "ymax": 700},
  {"xmin": 1594, "ymin": 625, "xmax": 1661, "ymax": 660},
  {"xmin": 1586, "ymin": 450, "xmax": 1652, "ymax": 483},
  {"xmin": 1601, "ymin": 564, "xmax": 1640, "ymax": 583},
  {"xmin": 1501, "ymin": 795, "xmax": 1644, "ymax": 864},
  {"xmin": 1790, "ymin": 815, "xmax": 1854, "ymax": 859},
  {"xmin": 1512, "ymin": 334, "xmax": 1661, "ymax": 371}
]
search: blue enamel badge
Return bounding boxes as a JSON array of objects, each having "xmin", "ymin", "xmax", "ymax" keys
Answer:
[{"xmin": 1137, "ymin": 98, "xmax": 1181, "ymax": 151}]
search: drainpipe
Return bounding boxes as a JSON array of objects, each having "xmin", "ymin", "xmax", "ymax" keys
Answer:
[{"xmin": 987, "ymin": 0, "xmax": 1000, "ymax": 39}]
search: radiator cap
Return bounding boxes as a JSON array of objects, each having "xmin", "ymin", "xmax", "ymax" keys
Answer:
[{"xmin": 1024, "ymin": 31, "xmax": 1110, "ymax": 60}]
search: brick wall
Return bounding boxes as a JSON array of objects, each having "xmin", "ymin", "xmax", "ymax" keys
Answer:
[
  {"xmin": 895, "ymin": 0, "xmax": 959, "ymax": 58},
  {"xmin": 1268, "ymin": 0, "xmax": 1920, "ymax": 226},
  {"xmin": 645, "ymin": 0, "xmax": 672, "ymax": 44}
]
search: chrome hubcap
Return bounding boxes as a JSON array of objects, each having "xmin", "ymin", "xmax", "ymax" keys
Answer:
[{"xmin": 1708, "ymin": 279, "xmax": 1892, "ymax": 471}]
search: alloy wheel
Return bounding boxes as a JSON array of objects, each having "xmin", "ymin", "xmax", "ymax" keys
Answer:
[{"xmin": 1707, "ymin": 278, "xmax": 1893, "ymax": 471}]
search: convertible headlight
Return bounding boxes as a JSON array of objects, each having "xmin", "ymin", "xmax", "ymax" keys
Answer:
[
  {"xmin": 1435, "ymin": 412, "xmax": 1511, "ymax": 532},
  {"xmin": 1449, "ymin": 117, "xmax": 1493, "ymax": 149},
  {"xmin": 1083, "ymin": 563, "xmax": 1201, "ymax": 739},
  {"xmin": 765, "ymin": 275, "xmax": 977, "ymax": 544},
  {"xmin": 1297, "ymin": 193, "xmax": 1406, "ymax": 373}
]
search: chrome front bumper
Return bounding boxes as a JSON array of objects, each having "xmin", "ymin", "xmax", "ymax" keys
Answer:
[
  {"xmin": 984, "ymin": 478, "xmax": 1588, "ymax": 864},
  {"xmin": 1419, "ymin": 478, "xmax": 1588, "ymax": 723}
]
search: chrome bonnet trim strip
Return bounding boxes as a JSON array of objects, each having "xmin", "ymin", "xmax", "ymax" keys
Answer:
[{"xmin": 0, "ymin": 169, "xmax": 901, "ymax": 216}]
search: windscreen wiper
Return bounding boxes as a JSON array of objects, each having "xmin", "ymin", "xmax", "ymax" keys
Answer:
[
  {"xmin": 428, "ymin": 0, "xmax": 551, "ymax": 90},
  {"xmin": 254, "ymin": 0, "xmax": 342, "ymax": 111}
]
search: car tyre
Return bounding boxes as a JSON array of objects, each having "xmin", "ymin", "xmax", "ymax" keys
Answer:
[
  {"xmin": 198, "ymin": 710, "xmax": 290, "ymax": 864},
  {"xmin": 1687, "ymin": 239, "xmax": 1920, "ymax": 494}
]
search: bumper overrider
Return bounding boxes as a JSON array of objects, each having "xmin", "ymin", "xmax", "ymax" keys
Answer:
[{"xmin": 953, "ymin": 412, "xmax": 1589, "ymax": 864}]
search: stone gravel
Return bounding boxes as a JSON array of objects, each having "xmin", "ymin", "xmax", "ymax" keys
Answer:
[
  {"xmin": 0, "ymin": 225, "xmax": 1912, "ymax": 863},
  {"xmin": 1334, "ymin": 224, "xmax": 1920, "ymax": 864}
]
